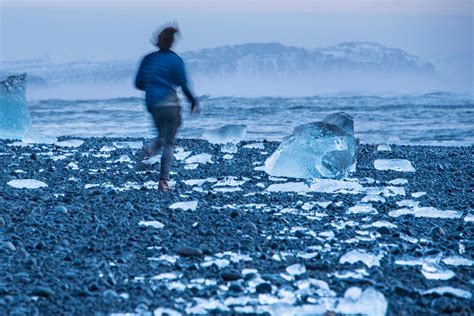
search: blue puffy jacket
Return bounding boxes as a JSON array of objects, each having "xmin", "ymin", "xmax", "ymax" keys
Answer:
[{"xmin": 135, "ymin": 50, "xmax": 196, "ymax": 112}]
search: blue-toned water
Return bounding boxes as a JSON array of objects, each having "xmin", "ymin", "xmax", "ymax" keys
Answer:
[{"xmin": 28, "ymin": 92, "xmax": 473, "ymax": 145}]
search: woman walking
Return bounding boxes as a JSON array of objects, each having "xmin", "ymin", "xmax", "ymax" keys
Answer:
[{"xmin": 135, "ymin": 25, "xmax": 198, "ymax": 192}]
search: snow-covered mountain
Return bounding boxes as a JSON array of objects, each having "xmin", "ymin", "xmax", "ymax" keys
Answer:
[
  {"xmin": 182, "ymin": 42, "xmax": 436, "ymax": 76},
  {"xmin": 0, "ymin": 42, "xmax": 443, "ymax": 96}
]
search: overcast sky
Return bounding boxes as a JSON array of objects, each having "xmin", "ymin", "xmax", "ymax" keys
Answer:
[{"xmin": 1, "ymin": 0, "xmax": 472, "ymax": 62}]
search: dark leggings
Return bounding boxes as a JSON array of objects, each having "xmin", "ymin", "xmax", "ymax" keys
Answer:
[{"xmin": 150, "ymin": 106, "xmax": 181, "ymax": 180}]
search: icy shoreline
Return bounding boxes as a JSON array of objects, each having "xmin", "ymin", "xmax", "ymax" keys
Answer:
[{"xmin": 0, "ymin": 137, "xmax": 472, "ymax": 315}]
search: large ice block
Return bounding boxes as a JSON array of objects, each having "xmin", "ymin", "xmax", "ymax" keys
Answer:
[
  {"xmin": 0, "ymin": 74, "xmax": 31, "ymax": 140},
  {"xmin": 202, "ymin": 125, "xmax": 247, "ymax": 144},
  {"xmin": 264, "ymin": 112, "xmax": 356, "ymax": 179}
]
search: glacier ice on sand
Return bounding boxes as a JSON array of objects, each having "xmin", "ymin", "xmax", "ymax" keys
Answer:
[
  {"xmin": 264, "ymin": 112, "xmax": 356, "ymax": 179},
  {"xmin": 0, "ymin": 74, "xmax": 31, "ymax": 140}
]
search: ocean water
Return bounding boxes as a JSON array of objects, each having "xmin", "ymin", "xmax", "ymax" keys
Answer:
[{"xmin": 28, "ymin": 92, "xmax": 473, "ymax": 145}]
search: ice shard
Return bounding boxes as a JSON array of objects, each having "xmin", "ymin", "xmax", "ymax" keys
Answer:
[
  {"xmin": 0, "ymin": 74, "xmax": 31, "ymax": 140},
  {"xmin": 202, "ymin": 125, "xmax": 247, "ymax": 153},
  {"xmin": 264, "ymin": 112, "xmax": 356, "ymax": 179}
]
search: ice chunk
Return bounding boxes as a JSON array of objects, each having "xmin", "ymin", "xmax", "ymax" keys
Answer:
[
  {"xmin": 243, "ymin": 142, "xmax": 265, "ymax": 149},
  {"xmin": 464, "ymin": 213, "xmax": 474, "ymax": 222},
  {"xmin": 113, "ymin": 141, "xmax": 143, "ymax": 149},
  {"xmin": 371, "ymin": 220, "xmax": 397, "ymax": 229},
  {"xmin": 202, "ymin": 125, "xmax": 247, "ymax": 144},
  {"xmin": 169, "ymin": 201, "xmax": 198, "ymax": 211},
  {"xmin": 55, "ymin": 139, "xmax": 84, "ymax": 148},
  {"xmin": 389, "ymin": 207, "xmax": 461, "ymax": 219},
  {"xmin": 139, "ymin": 221, "xmax": 164, "ymax": 229},
  {"xmin": 347, "ymin": 204, "xmax": 378, "ymax": 215},
  {"xmin": 421, "ymin": 262, "xmax": 455, "ymax": 280},
  {"xmin": 185, "ymin": 153, "xmax": 213, "ymax": 164},
  {"xmin": 264, "ymin": 112, "xmax": 356, "ymax": 179},
  {"xmin": 423, "ymin": 287, "xmax": 472, "ymax": 299},
  {"xmin": 7, "ymin": 179, "xmax": 48, "ymax": 189},
  {"xmin": 340, "ymin": 250, "xmax": 382, "ymax": 268},
  {"xmin": 411, "ymin": 191, "xmax": 427, "ymax": 198},
  {"xmin": 0, "ymin": 74, "xmax": 31, "ymax": 140},
  {"xmin": 442, "ymin": 256, "xmax": 473, "ymax": 266},
  {"xmin": 336, "ymin": 287, "xmax": 388, "ymax": 316},
  {"xmin": 377, "ymin": 143, "xmax": 392, "ymax": 151},
  {"xmin": 285, "ymin": 263, "xmax": 306, "ymax": 275},
  {"xmin": 374, "ymin": 159, "xmax": 416, "ymax": 172},
  {"xmin": 153, "ymin": 307, "xmax": 182, "ymax": 316},
  {"xmin": 388, "ymin": 178, "xmax": 408, "ymax": 185}
]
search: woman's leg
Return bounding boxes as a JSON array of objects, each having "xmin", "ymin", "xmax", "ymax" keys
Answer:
[{"xmin": 159, "ymin": 107, "xmax": 181, "ymax": 181}]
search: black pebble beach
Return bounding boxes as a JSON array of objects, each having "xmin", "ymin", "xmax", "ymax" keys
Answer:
[{"xmin": 0, "ymin": 137, "xmax": 473, "ymax": 315}]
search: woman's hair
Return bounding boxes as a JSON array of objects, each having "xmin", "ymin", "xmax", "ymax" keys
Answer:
[{"xmin": 157, "ymin": 26, "xmax": 179, "ymax": 51}]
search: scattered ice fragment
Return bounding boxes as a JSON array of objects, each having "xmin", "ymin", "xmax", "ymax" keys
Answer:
[
  {"xmin": 220, "ymin": 143, "xmax": 238, "ymax": 153},
  {"xmin": 148, "ymin": 255, "xmax": 178, "ymax": 264},
  {"xmin": 333, "ymin": 269, "xmax": 369, "ymax": 279},
  {"xmin": 184, "ymin": 179, "xmax": 208, "ymax": 186},
  {"xmin": 374, "ymin": 159, "xmax": 416, "ymax": 172},
  {"xmin": 423, "ymin": 287, "xmax": 472, "ymax": 299},
  {"xmin": 297, "ymin": 252, "xmax": 319, "ymax": 259},
  {"xmin": 389, "ymin": 207, "xmax": 462, "ymax": 219},
  {"xmin": 442, "ymin": 256, "xmax": 473, "ymax": 266},
  {"xmin": 7, "ymin": 179, "xmax": 48, "ymax": 189},
  {"xmin": 336, "ymin": 287, "xmax": 388, "ymax": 316},
  {"xmin": 202, "ymin": 125, "xmax": 247, "ymax": 144},
  {"xmin": 362, "ymin": 194, "xmax": 386, "ymax": 203},
  {"xmin": 421, "ymin": 262, "xmax": 455, "ymax": 280},
  {"xmin": 340, "ymin": 250, "xmax": 382, "ymax": 268},
  {"xmin": 169, "ymin": 201, "xmax": 198, "ymax": 211},
  {"xmin": 0, "ymin": 74, "xmax": 31, "ymax": 140},
  {"xmin": 151, "ymin": 272, "xmax": 181, "ymax": 280},
  {"xmin": 184, "ymin": 164, "xmax": 198, "ymax": 170},
  {"xmin": 213, "ymin": 187, "xmax": 242, "ymax": 193},
  {"xmin": 396, "ymin": 200, "xmax": 420, "ymax": 208},
  {"xmin": 347, "ymin": 204, "xmax": 378, "ymax": 215},
  {"xmin": 113, "ymin": 141, "xmax": 143, "ymax": 149},
  {"xmin": 67, "ymin": 162, "xmax": 79, "ymax": 170},
  {"xmin": 201, "ymin": 258, "xmax": 230, "ymax": 269},
  {"xmin": 464, "ymin": 214, "xmax": 474, "ymax": 222},
  {"xmin": 371, "ymin": 220, "xmax": 397, "ymax": 229},
  {"xmin": 267, "ymin": 179, "xmax": 364, "ymax": 194},
  {"xmin": 377, "ymin": 143, "xmax": 392, "ymax": 151},
  {"xmin": 99, "ymin": 146, "xmax": 115, "ymax": 152},
  {"xmin": 388, "ymin": 178, "xmax": 408, "ymax": 185},
  {"xmin": 223, "ymin": 154, "xmax": 233, "ymax": 159},
  {"xmin": 243, "ymin": 142, "xmax": 265, "ymax": 149},
  {"xmin": 139, "ymin": 221, "xmax": 164, "ymax": 229},
  {"xmin": 153, "ymin": 307, "xmax": 182, "ymax": 316},
  {"xmin": 319, "ymin": 231, "xmax": 335, "ymax": 240},
  {"xmin": 411, "ymin": 191, "xmax": 427, "ymax": 198},
  {"xmin": 285, "ymin": 263, "xmax": 306, "ymax": 275},
  {"xmin": 214, "ymin": 176, "xmax": 246, "ymax": 187},
  {"xmin": 115, "ymin": 155, "xmax": 131, "ymax": 163},
  {"xmin": 185, "ymin": 153, "xmax": 213, "ymax": 164},
  {"xmin": 264, "ymin": 112, "xmax": 356, "ymax": 179},
  {"xmin": 174, "ymin": 150, "xmax": 192, "ymax": 161},
  {"xmin": 55, "ymin": 139, "xmax": 84, "ymax": 148}
]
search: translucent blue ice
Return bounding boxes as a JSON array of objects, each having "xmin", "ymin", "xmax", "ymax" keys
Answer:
[{"xmin": 0, "ymin": 74, "xmax": 31, "ymax": 140}]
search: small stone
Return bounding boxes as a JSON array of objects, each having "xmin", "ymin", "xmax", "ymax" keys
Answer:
[
  {"xmin": 103, "ymin": 289, "xmax": 120, "ymax": 301},
  {"xmin": 256, "ymin": 283, "xmax": 272, "ymax": 294},
  {"xmin": 221, "ymin": 270, "xmax": 242, "ymax": 281},
  {"xmin": 0, "ymin": 285, "xmax": 9, "ymax": 295},
  {"xmin": 0, "ymin": 218, "xmax": 5, "ymax": 227},
  {"xmin": 54, "ymin": 206, "xmax": 68, "ymax": 214},
  {"xmin": 3, "ymin": 215, "xmax": 11, "ymax": 226},
  {"xmin": 243, "ymin": 222, "xmax": 258, "ymax": 233},
  {"xmin": 2, "ymin": 242, "xmax": 16, "ymax": 252},
  {"xmin": 228, "ymin": 283, "xmax": 244, "ymax": 292},
  {"xmin": 376, "ymin": 226, "xmax": 391, "ymax": 235},
  {"xmin": 230, "ymin": 210, "xmax": 240, "ymax": 218},
  {"xmin": 31, "ymin": 286, "xmax": 54, "ymax": 298},
  {"xmin": 177, "ymin": 246, "xmax": 203, "ymax": 257}
]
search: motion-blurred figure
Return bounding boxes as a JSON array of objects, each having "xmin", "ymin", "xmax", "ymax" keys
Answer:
[{"xmin": 135, "ymin": 25, "xmax": 199, "ymax": 192}]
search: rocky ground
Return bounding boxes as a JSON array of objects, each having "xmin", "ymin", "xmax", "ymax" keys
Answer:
[{"xmin": 0, "ymin": 137, "xmax": 473, "ymax": 315}]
